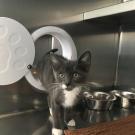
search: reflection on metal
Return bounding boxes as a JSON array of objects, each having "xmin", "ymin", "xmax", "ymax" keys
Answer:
[
  {"xmin": 51, "ymin": 14, "xmax": 83, "ymax": 25},
  {"xmin": 12, "ymin": 94, "xmax": 19, "ymax": 103},
  {"xmin": 33, "ymin": 99, "xmax": 43, "ymax": 109},
  {"xmin": 116, "ymin": 26, "xmax": 135, "ymax": 89},
  {"xmin": 0, "ymin": 0, "xmax": 121, "ymax": 28},
  {"xmin": 33, "ymin": 99, "xmax": 41, "ymax": 105},
  {"xmin": 114, "ymin": 26, "xmax": 123, "ymax": 86},
  {"xmin": 0, "ymin": 109, "xmax": 35, "ymax": 119},
  {"xmin": 112, "ymin": 90, "xmax": 135, "ymax": 109},
  {"xmin": 122, "ymin": 0, "xmax": 130, "ymax": 2},
  {"xmin": 0, "ymin": 110, "xmax": 49, "ymax": 135},
  {"xmin": 52, "ymin": 37, "xmax": 62, "ymax": 55},
  {"xmin": 88, "ymin": 110, "xmax": 112, "ymax": 123},
  {"xmin": 84, "ymin": 0, "xmax": 135, "ymax": 20},
  {"xmin": 86, "ymin": 91, "xmax": 116, "ymax": 111}
]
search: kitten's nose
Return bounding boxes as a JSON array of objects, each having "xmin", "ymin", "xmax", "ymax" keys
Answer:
[
  {"xmin": 66, "ymin": 82, "xmax": 73, "ymax": 90},
  {"xmin": 66, "ymin": 82, "xmax": 70, "ymax": 86}
]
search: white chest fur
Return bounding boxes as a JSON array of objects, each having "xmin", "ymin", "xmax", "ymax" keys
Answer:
[{"xmin": 62, "ymin": 87, "xmax": 81, "ymax": 108}]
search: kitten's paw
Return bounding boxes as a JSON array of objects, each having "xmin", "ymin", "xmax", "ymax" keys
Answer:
[
  {"xmin": 83, "ymin": 91, "xmax": 93, "ymax": 98},
  {"xmin": 67, "ymin": 119, "xmax": 76, "ymax": 127},
  {"xmin": 52, "ymin": 128, "xmax": 63, "ymax": 135}
]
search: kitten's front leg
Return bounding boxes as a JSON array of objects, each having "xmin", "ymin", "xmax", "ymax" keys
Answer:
[
  {"xmin": 52, "ymin": 128, "xmax": 63, "ymax": 135},
  {"xmin": 64, "ymin": 108, "xmax": 76, "ymax": 129},
  {"xmin": 51, "ymin": 102, "xmax": 64, "ymax": 135}
]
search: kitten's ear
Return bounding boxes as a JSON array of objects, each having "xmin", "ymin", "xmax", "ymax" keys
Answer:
[{"xmin": 78, "ymin": 51, "xmax": 91, "ymax": 72}]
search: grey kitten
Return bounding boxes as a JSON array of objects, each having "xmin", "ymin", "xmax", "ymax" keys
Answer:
[{"xmin": 33, "ymin": 49, "xmax": 91, "ymax": 135}]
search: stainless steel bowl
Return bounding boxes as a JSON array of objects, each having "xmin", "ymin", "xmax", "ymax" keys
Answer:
[
  {"xmin": 86, "ymin": 91, "xmax": 116, "ymax": 111},
  {"xmin": 120, "ymin": 91, "xmax": 135, "ymax": 108},
  {"xmin": 111, "ymin": 90, "xmax": 135, "ymax": 109},
  {"xmin": 87, "ymin": 110, "xmax": 113, "ymax": 123}
]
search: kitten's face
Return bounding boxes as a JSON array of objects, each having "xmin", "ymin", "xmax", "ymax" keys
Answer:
[{"xmin": 50, "ymin": 51, "xmax": 91, "ymax": 90}]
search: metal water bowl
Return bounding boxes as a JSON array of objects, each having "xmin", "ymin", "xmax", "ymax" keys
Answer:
[
  {"xmin": 86, "ymin": 91, "xmax": 116, "ymax": 111},
  {"xmin": 111, "ymin": 90, "xmax": 135, "ymax": 109}
]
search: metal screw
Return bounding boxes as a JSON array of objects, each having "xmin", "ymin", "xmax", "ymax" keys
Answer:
[{"xmin": 27, "ymin": 64, "xmax": 32, "ymax": 69}]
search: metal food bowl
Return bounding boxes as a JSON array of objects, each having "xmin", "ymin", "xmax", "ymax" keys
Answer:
[
  {"xmin": 86, "ymin": 91, "xmax": 116, "ymax": 111},
  {"xmin": 111, "ymin": 90, "xmax": 135, "ymax": 109}
]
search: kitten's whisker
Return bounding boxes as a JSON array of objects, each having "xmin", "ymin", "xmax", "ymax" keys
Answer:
[
  {"xmin": 47, "ymin": 83, "xmax": 62, "ymax": 91},
  {"xmin": 74, "ymin": 83, "xmax": 90, "ymax": 87}
]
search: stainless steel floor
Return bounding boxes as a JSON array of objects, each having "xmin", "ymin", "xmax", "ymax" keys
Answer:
[
  {"xmin": 0, "ymin": 108, "xmax": 134, "ymax": 135},
  {"xmin": 0, "ymin": 109, "xmax": 50, "ymax": 135}
]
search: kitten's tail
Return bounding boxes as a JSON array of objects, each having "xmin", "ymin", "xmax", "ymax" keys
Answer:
[{"xmin": 46, "ymin": 48, "xmax": 58, "ymax": 55}]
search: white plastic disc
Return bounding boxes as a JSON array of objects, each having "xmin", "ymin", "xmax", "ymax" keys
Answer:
[
  {"xmin": 25, "ymin": 26, "xmax": 77, "ymax": 91},
  {"xmin": 0, "ymin": 17, "xmax": 35, "ymax": 85}
]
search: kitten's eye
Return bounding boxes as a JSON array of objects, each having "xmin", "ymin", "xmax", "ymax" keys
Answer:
[
  {"xmin": 59, "ymin": 73, "xmax": 64, "ymax": 78},
  {"xmin": 73, "ymin": 73, "xmax": 79, "ymax": 78}
]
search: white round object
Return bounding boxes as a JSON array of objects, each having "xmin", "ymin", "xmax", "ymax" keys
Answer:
[
  {"xmin": 25, "ymin": 26, "xmax": 77, "ymax": 91},
  {"xmin": 0, "ymin": 17, "xmax": 35, "ymax": 85}
]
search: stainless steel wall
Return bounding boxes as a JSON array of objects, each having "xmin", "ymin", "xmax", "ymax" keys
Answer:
[
  {"xmin": 0, "ymin": 0, "xmax": 130, "ymax": 114},
  {"xmin": 0, "ymin": 0, "xmax": 121, "ymax": 28},
  {"xmin": 0, "ymin": 78, "xmax": 47, "ymax": 114},
  {"xmin": 116, "ymin": 25, "xmax": 135, "ymax": 90}
]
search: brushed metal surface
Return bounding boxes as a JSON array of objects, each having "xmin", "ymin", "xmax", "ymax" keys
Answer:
[
  {"xmin": 0, "ymin": 110, "xmax": 50, "ymax": 135},
  {"xmin": 84, "ymin": 0, "xmax": 135, "ymax": 20},
  {"xmin": 116, "ymin": 25, "xmax": 135, "ymax": 90},
  {"xmin": 0, "ymin": 78, "xmax": 48, "ymax": 114},
  {"xmin": 0, "ymin": 0, "xmax": 121, "ymax": 28}
]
